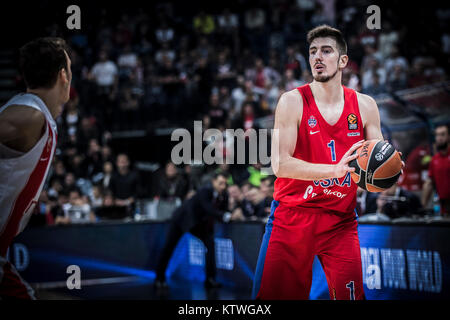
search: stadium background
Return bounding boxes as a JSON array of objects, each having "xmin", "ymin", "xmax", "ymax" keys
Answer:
[{"xmin": 1, "ymin": 0, "xmax": 449, "ymax": 300}]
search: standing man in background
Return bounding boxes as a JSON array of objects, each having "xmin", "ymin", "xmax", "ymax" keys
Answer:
[
  {"xmin": 154, "ymin": 172, "xmax": 232, "ymax": 291},
  {"xmin": 422, "ymin": 125, "xmax": 450, "ymax": 216}
]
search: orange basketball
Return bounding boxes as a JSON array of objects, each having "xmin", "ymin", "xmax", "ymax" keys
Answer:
[{"xmin": 349, "ymin": 139, "xmax": 403, "ymax": 192}]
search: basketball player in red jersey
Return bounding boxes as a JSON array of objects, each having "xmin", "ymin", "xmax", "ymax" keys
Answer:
[
  {"xmin": 253, "ymin": 25, "xmax": 387, "ymax": 300},
  {"xmin": 0, "ymin": 38, "xmax": 72, "ymax": 299}
]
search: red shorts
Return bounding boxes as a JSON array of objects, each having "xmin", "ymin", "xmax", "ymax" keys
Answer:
[
  {"xmin": 0, "ymin": 255, "xmax": 35, "ymax": 300},
  {"xmin": 252, "ymin": 201, "xmax": 365, "ymax": 300}
]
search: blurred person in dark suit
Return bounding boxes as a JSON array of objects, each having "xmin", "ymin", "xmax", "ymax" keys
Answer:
[
  {"xmin": 356, "ymin": 187, "xmax": 379, "ymax": 215},
  {"xmin": 376, "ymin": 183, "xmax": 422, "ymax": 219},
  {"xmin": 154, "ymin": 172, "xmax": 232, "ymax": 290},
  {"xmin": 110, "ymin": 153, "xmax": 138, "ymax": 213}
]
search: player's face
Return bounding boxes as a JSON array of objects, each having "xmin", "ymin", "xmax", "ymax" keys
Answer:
[
  {"xmin": 435, "ymin": 126, "xmax": 449, "ymax": 150},
  {"xmin": 309, "ymin": 37, "xmax": 346, "ymax": 83}
]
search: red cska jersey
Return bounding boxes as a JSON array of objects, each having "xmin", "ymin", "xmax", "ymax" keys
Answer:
[{"xmin": 273, "ymin": 84, "xmax": 365, "ymax": 215}]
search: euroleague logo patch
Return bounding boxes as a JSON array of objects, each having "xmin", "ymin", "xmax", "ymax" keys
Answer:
[
  {"xmin": 308, "ymin": 115, "xmax": 317, "ymax": 128},
  {"xmin": 347, "ymin": 113, "xmax": 358, "ymax": 130}
]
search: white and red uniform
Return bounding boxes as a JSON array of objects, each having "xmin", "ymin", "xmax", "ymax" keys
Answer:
[{"xmin": 0, "ymin": 93, "xmax": 57, "ymax": 299}]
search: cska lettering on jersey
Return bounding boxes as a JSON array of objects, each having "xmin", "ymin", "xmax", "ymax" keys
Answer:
[{"xmin": 313, "ymin": 172, "xmax": 352, "ymax": 188}]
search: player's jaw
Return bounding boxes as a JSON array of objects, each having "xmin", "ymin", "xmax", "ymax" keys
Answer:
[{"xmin": 312, "ymin": 63, "xmax": 338, "ymax": 83}]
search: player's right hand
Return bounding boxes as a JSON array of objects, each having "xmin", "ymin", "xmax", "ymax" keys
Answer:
[{"xmin": 333, "ymin": 140, "xmax": 364, "ymax": 178}]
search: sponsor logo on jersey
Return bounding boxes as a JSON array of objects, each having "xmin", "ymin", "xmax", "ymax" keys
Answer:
[
  {"xmin": 308, "ymin": 116, "xmax": 317, "ymax": 128},
  {"xmin": 347, "ymin": 113, "xmax": 358, "ymax": 130},
  {"xmin": 347, "ymin": 132, "xmax": 361, "ymax": 137},
  {"xmin": 313, "ymin": 172, "xmax": 352, "ymax": 188}
]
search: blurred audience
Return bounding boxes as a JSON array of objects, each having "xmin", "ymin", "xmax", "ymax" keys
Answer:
[{"xmin": 29, "ymin": 2, "xmax": 447, "ymax": 225}]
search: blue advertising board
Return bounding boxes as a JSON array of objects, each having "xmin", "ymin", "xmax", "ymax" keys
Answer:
[{"xmin": 8, "ymin": 221, "xmax": 450, "ymax": 299}]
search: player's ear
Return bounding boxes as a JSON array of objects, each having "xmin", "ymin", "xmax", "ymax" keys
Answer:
[
  {"xmin": 59, "ymin": 68, "xmax": 69, "ymax": 87},
  {"xmin": 339, "ymin": 54, "xmax": 348, "ymax": 70}
]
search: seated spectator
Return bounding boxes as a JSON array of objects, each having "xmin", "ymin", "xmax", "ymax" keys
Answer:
[
  {"xmin": 153, "ymin": 161, "xmax": 189, "ymax": 201},
  {"xmin": 361, "ymin": 57, "xmax": 386, "ymax": 93},
  {"xmin": 62, "ymin": 87, "xmax": 80, "ymax": 137},
  {"xmin": 84, "ymin": 138, "xmax": 104, "ymax": 178},
  {"xmin": 364, "ymin": 73, "xmax": 387, "ymax": 95},
  {"xmin": 230, "ymin": 75, "xmax": 247, "ymax": 117},
  {"xmin": 102, "ymin": 189, "xmax": 115, "ymax": 207},
  {"xmin": 89, "ymin": 184, "xmax": 104, "ymax": 209},
  {"xmin": 55, "ymin": 188, "xmax": 96, "ymax": 224},
  {"xmin": 216, "ymin": 8, "xmax": 239, "ymax": 51},
  {"xmin": 89, "ymin": 50, "xmax": 118, "ymax": 96},
  {"xmin": 310, "ymin": 2, "xmax": 332, "ymax": 27},
  {"xmin": 284, "ymin": 46, "xmax": 307, "ymax": 80},
  {"xmin": 208, "ymin": 92, "xmax": 228, "ymax": 128},
  {"xmin": 49, "ymin": 159, "xmax": 66, "ymax": 184},
  {"xmin": 386, "ymin": 64, "xmax": 408, "ymax": 91},
  {"xmin": 63, "ymin": 172, "xmax": 77, "ymax": 193},
  {"xmin": 242, "ymin": 186, "xmax": 266, "ymax": 220},
  {"xmin": 246, "ymin": 163, "xmax": 269, "ymax": 187},
  {"xmin": 117, "ymin": 84, "xmax": 141, "ymax": 130},
  {"xmin": 155, "ymin": 42, "xmax": 176, "ymax": 66},
  {"xmin": 228, "ymin": 183, "xmax": 259, "ymax": 221},
  {"xmin": 110, "ymin": 153, "xmax": 139, "ymax": 211},
  {"xmin": 422, "ymin": 125, "xmax": 450, "ymax": 216},
  {"xmin": 232, "ymin": 102, "xmax": 258, "ymax": 133},
  {"xmin": 217, "ymin": 8, "xmax": 239, "ymax": 35},
  {"xmin": 283, "ymin": 69, "xmax": 304, "ymax": 91},
  {"xmin": 244, "ymin": 7, "xmax": 265, "ymax": 32},
  {"xmin": 258, "ymin": 177, "xmax": 274, "ymax": 218},
  {"xmin": 155, "ymin": 20, "xmax": 175, "ymax": 44},
  {"xmin": 356, "ymin": 187, "xmax": 379, "ymax": 215},
  {"xmin": 193, "ymin": 11, "xmax": 215, "ymax": 36},
  {"xmin": 117, "ymin": 44, "xmax": 138, "ymax": 80},
  {"xmin": 376, "ymin": 183, "xmax": 423, "ymax": 219},
  {"xmin": 214, "ymin": 52, "xmax": 236, "ymax": 88},
  {"xmin": 92, "ymin": 160, "xmax": 114, "ymax": 190},
  {"xmin": 263, "ymin": 78, "xmax": 281, "ymax": 113},
  {"xmin": 228, "ymin": 184, "xmax": 246, "ymax": 221}
]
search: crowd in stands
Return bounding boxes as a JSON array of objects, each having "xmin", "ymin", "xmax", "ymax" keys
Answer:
[{"xmin": 25, "ymin": 1, "xmax": 448, "ymax": 225}]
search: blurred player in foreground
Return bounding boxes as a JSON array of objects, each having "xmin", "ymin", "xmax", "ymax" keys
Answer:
[{"xmin": 0, "ymin": 38, "xmax": 72, "ymax": 299}]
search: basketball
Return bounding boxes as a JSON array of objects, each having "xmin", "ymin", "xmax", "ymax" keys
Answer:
[{"xmin": 349, "ymin": 139, "xmax": 402, "ymax": 192}]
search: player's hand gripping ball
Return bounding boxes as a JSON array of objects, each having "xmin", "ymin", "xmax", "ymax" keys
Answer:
[{"xmin": 349, "ymin": 139, "xmax": 402, "ymax": 192}]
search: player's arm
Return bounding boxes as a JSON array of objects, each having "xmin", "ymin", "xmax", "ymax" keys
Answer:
[
  {"xmin": 271, "ymin": 90, "xmax": 363, "ymax": 180},
  {"xmin": 357, "ymin": 92, "xmax": 384, "ymax": 141},
  {"xmin": 421, "ymin": 178, "xmax": 434, "ymax": 207},
  {"xmin": 421, "ymin": 161, "xmax": 435, "ymax": 207},
  {"xmin": 0, "ymin": 105, "xmax": 45, "ymax": 153}
]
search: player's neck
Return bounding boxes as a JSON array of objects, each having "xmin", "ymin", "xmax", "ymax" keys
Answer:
[
  {"xmin": 26, "ymin": 88, "xmax": 61, "ymax": 119},
  {"xmin": 310, "ymin": 77, "xmax": 343, "ymax": 105}
]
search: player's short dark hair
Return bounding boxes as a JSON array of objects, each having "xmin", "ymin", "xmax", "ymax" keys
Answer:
[
  {"xmin": 19, "ymin": 37, "xmax": 70, "ymax": 89},
  {"xmin": 307, "ymin": 25, "xmax": 347, "ymax": 55}
]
